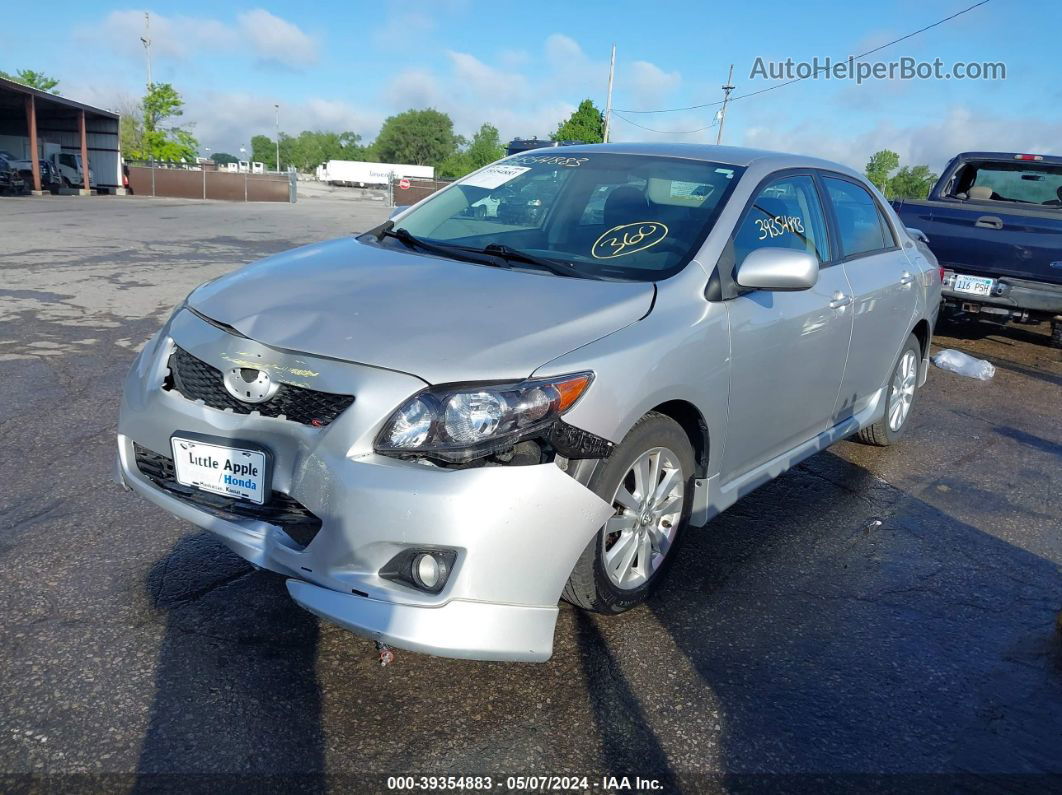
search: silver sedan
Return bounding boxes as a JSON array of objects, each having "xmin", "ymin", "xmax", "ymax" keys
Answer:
[{"xmin": 117, "ymin": 143, "xmax": 941, "ymax": 661}]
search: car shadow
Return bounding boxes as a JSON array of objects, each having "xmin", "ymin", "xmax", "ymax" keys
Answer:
[
  {"xmin": 134, "ymin": 532, "xmax": 325, "ymax": 792},
  {"xmin": 645, "ymin": 449, "xmax": 1062, "ymax": 783}
]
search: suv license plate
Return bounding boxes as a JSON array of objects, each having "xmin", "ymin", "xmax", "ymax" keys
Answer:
[
  {"xmin": 953, "ymin": 274, "xmax": 994, "ymax": 296},
  {"xmin": 171, "ymin": 436, "xmax": 268, "ymax": 504}
]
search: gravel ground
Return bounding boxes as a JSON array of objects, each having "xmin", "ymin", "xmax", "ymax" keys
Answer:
[{"xmin": 1, "ymin": 193, "xmax": 1060, "ymax": 791}]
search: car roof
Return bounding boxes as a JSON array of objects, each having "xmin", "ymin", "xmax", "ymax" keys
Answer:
[{"xmin": 530, "ymin": 141, "xmax": 862, "ymax": 176}]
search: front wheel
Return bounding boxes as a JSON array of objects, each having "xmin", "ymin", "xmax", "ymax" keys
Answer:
[
  {"xmin": 562, "ymin": 412, "xmax": 695, "ymax": 614},
  {"xmin": 856, "ymin": 333, "xmax": 922, "ymax": 446}
]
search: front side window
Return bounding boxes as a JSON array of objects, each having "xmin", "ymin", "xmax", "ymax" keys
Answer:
[
  {"xmin": 732, "ymin": 174, "xmax": 830, "ymax": 270},
  {"xmin": 386, "ymin": 153, "xmax": 744, "ymax": 281},
  {"xmin": 823, "ymin": 177, "xmax": 891, "ymax": 258}
]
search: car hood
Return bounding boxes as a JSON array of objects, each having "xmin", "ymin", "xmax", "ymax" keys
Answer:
[{"xmin": 187, "ymin": 236, "xmax": 655, "ymax": 384}]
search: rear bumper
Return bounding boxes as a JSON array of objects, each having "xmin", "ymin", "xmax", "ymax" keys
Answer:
[{"xmin": 942, "ymin": 271, "xmax": 1062, "ymax": 316}]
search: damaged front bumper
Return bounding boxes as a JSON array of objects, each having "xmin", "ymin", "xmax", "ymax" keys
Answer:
[{"xmin": 117, "ymin": 310, "xmax": 613, "ymax": 662}]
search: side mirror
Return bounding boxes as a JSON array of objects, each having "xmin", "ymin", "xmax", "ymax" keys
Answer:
[
  {"xmin": 388, "ymin": 205, "xmax": 410, "ymax": 220},
  {"xmin": 735, "ymin": 248, "xmax": 819, "ymax": 291}
]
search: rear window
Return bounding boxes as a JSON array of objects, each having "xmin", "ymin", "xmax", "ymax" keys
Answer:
[{"xmin": 955, "ymin": 161, "xmax": 1062, "ymax": 206}]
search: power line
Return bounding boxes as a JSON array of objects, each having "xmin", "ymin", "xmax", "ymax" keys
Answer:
[
  {"xmin": 612, "ymin": 111, "xmax": 718, "ymax": 135},
  {"xmin": 614, "ymin": 0, "xmax": 993, "ymax": 114}
]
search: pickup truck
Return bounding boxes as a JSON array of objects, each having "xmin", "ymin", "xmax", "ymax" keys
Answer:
[{"xmin": 891, "ymin": 151, "xmax": 1062, "ymax": 348}]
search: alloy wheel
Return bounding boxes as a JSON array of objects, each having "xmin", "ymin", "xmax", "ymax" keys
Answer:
[
  {"xmin": 602, "ymin": 446, "xmax": 684, "ymax": 590},
  {"xmin": 888, "ymin": 350, "xmax": 918, "ymax": 431}
]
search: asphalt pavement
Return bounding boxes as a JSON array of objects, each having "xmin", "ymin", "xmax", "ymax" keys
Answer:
[{"xmin": 1, "ymin": 193, "xmax": 1060, "ymax": 791}]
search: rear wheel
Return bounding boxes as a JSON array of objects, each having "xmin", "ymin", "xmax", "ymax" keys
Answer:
[
  {"xmin": 856, "ymin": 333, "xmax": 921, "ymax": 446},
  {"xmin": 562, "ymin": 412, "xmax": 694, "ymax": 614},
  {"xmin": 1051, "ymin": 319, "xmax": 1062, "ymax": 350}
]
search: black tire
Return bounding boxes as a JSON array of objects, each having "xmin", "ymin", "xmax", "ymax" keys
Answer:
[
  {"xmin": 562, "ymin": 412, "xmax": 695, "ymax": 614},
  {"xmin": 856, "ymin": 333, "xmax": 922, "ymax": 446},
  {"xmin": 1051, "ymin": 320, "xmax": 1062, "ymax": 350}
]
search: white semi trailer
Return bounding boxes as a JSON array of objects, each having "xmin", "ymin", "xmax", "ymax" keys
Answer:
[{"xmin": 316, "ymin": 161, "xmax": 434, "ymax": 187}]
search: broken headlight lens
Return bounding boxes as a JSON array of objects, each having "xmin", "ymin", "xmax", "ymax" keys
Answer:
[{"xmin": 375, "ymin": 372, "xmax": 593, "ymax": 463}]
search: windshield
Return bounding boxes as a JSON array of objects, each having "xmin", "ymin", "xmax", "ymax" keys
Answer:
[
  {"xmin": 955, "ymin": 161, "xmax": 1062, "ymax": 207},
  {"xmin": 388, "ymin": 153, "xmax": 744, "ymax": 280}
]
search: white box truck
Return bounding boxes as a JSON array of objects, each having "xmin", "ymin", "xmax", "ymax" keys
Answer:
[{"xmin": 319, "ymin": 161, "xmax": 434, "ymax": 187}]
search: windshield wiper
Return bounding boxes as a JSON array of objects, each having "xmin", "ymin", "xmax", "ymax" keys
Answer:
[
  {"xmin": 374, "ymin": 222, "xmax": 505, "ymax": 266},
  {"xmin": 476, "ymin": 243, "xmax": 598, "ymax": 280}
]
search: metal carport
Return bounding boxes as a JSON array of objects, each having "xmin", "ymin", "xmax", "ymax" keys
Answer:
[{"xmin": 0, "ymin": 77, "xmax": 120, "ymax": 194}]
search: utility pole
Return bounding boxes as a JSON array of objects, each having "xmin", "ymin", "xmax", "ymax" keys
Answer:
[
  {"xmin": 716, "ymin": 64, "xmax": 734, "ymax": 146},
  {"xmin": 274, "ymin": 104, "xmax": 281, "ymax": 172},
  {"xmin": 602, "ymin": 44, "xmax": 616, "ymax": 143},
  {"xmin": 140, "ymin": 12, "xmax": 152, "ymax": 88}
]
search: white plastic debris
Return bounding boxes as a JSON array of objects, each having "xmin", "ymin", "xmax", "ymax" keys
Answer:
[{"xmin": 931, "ymin": 349, "xmax": 996, "ymax": 380}]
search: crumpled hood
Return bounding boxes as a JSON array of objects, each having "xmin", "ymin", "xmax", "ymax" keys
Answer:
[{"xmin": 187, "ymin": 236, "xmax": 655, "ymax": 384}]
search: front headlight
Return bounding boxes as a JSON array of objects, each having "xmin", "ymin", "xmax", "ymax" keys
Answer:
[{"xmin": 375, "ymin": 372, "xmax": 593, "ymax": 463}]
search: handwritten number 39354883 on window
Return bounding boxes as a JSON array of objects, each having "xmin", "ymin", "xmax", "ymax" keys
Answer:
[{"xmin": 755, "ymin": 214, "xmax": 804, "ymax": 240}]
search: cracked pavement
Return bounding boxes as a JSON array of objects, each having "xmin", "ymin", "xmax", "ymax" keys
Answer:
[{"xmin": 1, "ymin": 194, "xmax": 1060, "ymax": 789}]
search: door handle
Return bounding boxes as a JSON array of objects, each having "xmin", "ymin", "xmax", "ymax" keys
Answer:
[
  {"xmin": 975, "ymin": 215, "xmax": 1003, "ymax": 230},
  {"xmin": 828, "ymin": 292, "xmax": 852, "ymax": 309},
  {"xmin": 899, "ymin": 271, "xmax": 913, "ymax": 286}
]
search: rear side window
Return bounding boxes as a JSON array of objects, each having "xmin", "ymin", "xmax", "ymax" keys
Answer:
[
  {"xmin": 732, "ymin": 174, "xmax": 830, "ymax": 268},
  {"xmin": 823, "ymin": 177, "xmax": 895, "ymax": 258}
]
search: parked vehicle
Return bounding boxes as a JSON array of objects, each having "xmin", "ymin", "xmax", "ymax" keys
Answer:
[
  {"xmin": 0, "ymin": 148, "xmax": 91, "ymax": 191},
  {"xmin": 51, "ymin": 151, "xmax": 95, "ymax": 188},
  {"xmin": 117, "ymin": 144, "xmax": 940, "ymax": 662},
  {"xmin": 505, "ymin": 138, "xmax": 584, "ymax": 156},
  {"xmin": 0, "ymin": 152, "xmax": 25, "ymax": 194},
  {"xmin": 18, "ymin": 160, "xmax": 62, "ymax": 193},
  {"xmin": 316, "ymin": 160, "xmax": 434, "ymax": 188},
  {"xmin": 892, "ymin": 152, "xmax": 1062, "ymax": 347}
]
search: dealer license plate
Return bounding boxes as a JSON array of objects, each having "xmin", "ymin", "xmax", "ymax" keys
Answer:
[
  {"xmin": 953, "ymin": 274, "xmax": 994, "ymax": 296},
  {"xmin": 171, "ymin": 436, "xmax": 268, "ymax": 505}
]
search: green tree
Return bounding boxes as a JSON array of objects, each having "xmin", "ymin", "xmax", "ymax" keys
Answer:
[
  {"xmin": 438, "ymin": 123, "xmax": 505, "ymax": 178},
  {"xmin": 373, "ymin": 108, "xmax": 459, "ymax": 167},
  {"xmin": 128, "ymin": 82, "xmax": 198, "ymax": 162},
  {"xmin": 552, "ymin": 99, "xmax": 603, "ymax": 143},
  {"xmin": 865, "ymin": 150, "xmax": 900, "ymax": 195},
  {"xmin": 0, "ymin": 68, "xmax": 60, "ymax": 94},
  {"xmin": 210, "ymin": 152, "xmax": 238, "ymax": 165},
  {"xmin": 251, "ymin": 134, "xmax": 275, "ymax": 168},
  {"xmin": 889, "ymin": 164, "xmax": 937, "ymax": 200}
]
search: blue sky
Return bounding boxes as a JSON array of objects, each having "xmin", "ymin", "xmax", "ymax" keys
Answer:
[{"xmin": 4, "ymin": 0, "xmax": 1060, "ymax": 171}]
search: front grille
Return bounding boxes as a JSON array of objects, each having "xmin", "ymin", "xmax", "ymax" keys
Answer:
[
  {"xmin": 133, "ymin": 443, "xmax": 322, "ymax": 547},
  {"xmin": 164, "ymin": 346, "xmax": 354, "ymax": 427}
]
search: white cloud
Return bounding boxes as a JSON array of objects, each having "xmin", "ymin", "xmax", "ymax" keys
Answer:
[
  {"xmin": 236, "ymin": 9, "xmax": 318, "ymax": 68},
  {"xmin": 626, "ymin": 61, "xmax": 681, "ymax": 110},
  {"xmin": 76, "ymin": 8, "xmax": 317, "ymax": 70},
  {"xmin": 185, "ymin": 92, "xmax": 383, "ymax": 153},
  {"xmin": 741, "ymin": 106, "xmax": 1062, "ymax": 173}
]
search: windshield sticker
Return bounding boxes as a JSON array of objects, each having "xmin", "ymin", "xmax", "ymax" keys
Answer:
[
  {"xmin": 508, "ymin": 155, "xmax": 590, "ymax": 168},
  {"xmin": 670, "ymin": 180, "xmax": 715, "ymax": 200},
  {"xmin": 461, "ymin": 164, "xmax": 531, "ymax": 190},
  {"xmin": 755, "ymin": 214, "xmax": 805, "ymax": 240},
  {"xmin": 592, "ymin": 222, "xmax": 669, "ymax": 259}
]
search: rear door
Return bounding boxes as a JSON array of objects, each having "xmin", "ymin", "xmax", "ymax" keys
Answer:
[
  {"xmin": 821, "ymin": 174, "xmax": 916, "ymax": 421},
  {"xmin": 721, "ymin": 173, "xmax": 853, "ymax": 479}
]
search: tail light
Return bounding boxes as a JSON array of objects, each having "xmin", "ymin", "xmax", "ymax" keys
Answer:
[
  {"xmin": 938, "ymin": 266, "xmax": 945, "ymax": 283},
  {"xmin": 1014, "ymin": 154, "xmax": 1044, "ymax": 161}
]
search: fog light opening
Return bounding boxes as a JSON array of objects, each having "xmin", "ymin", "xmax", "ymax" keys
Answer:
[{"xmin": 412, "ymin": 552, "xmax": 446, "ymax": 591}]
